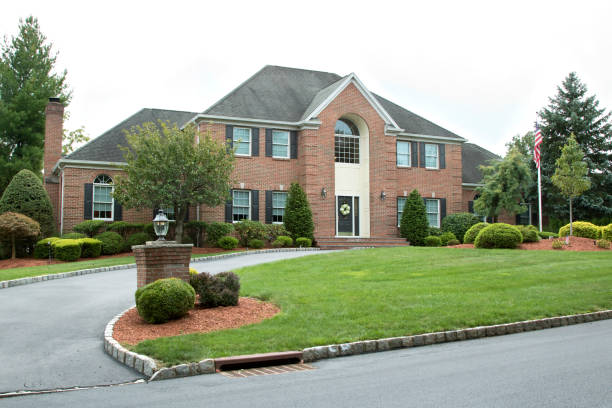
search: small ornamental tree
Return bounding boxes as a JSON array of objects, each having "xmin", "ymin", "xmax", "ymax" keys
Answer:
[
  {"xmin": 400, "ymin": 189, "xmax": 429, "ymax": 246},
  {"xmin": 0, "ymin": 169, "xmax": 55, "ymax": 237},
  {"xmin": 113, "ymin": 121, "xmax": 235, "ymax": 243},
  {"xmin": 0, "ymin": 212, "xmax": 40, "ymax": 259},
  {"xmin": 283, "ymin": 182, "xmax": 314, "ymax": 241},
  {"xmin": 551, "ymin": 134, "xmax": 591, "ymax": 236}
]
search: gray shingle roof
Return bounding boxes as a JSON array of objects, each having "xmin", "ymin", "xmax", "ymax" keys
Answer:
[
  {"xmin": 462, "ymin": 143, "xmax": 501, "ymax": 184},
  {"xmin": 66, "ymin": 108, "xmax": 197, "ymax": 162}
]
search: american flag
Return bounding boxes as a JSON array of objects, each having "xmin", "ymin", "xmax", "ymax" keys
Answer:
[{"xmin": 534, "ymin": 125, "xmax": 543, "ymax": 168}]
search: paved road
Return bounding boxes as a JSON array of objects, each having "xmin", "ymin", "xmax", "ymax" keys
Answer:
[
  {"xmin": 3, "ymin": 319, "xmax": 611, "ymax": 407},
  {"xmin": 0, "ymin": 250, "xmax": 326, "ymax": 394}
]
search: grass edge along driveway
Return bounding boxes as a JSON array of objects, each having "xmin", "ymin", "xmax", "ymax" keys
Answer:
[{"xmin": 132, "ymin": 247, "xmax": 612, "ymax": 366}]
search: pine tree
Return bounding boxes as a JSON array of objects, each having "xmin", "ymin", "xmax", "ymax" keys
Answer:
[
  {"xmin": 283, "ymin": 183, "xmax": 314, "ymax": 241},
  {"xmin": 399, "ymin": 189, "xmax": 429, "ymax": 246},
  {"xmin": 538, "ymin": 72, "xmax": 612, "ymax": 219},
  {"xmin": 0, "ymin": 16, "xmax": 70, "ymax": 194}
]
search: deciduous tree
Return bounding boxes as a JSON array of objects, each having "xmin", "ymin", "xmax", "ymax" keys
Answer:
[{"xmin": 0, "ymin": 212, "xmax": 40, "ymax": 259}]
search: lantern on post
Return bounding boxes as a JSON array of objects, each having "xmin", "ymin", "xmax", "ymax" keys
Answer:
[{"xmin": 153, "ymin": 209, "xmax": 170, "ymax": 241}]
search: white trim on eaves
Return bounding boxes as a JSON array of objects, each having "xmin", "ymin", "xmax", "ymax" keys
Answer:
[
  {"xmin": 189, "ymin": 115, "xmax": 321, "ymax": 131},
  {"xmin": 53, "ymin": 159, "xmax": 126, "ymax": 174},
  {"xmin": 462, "ymin": 182, "xmax": 484, "ymax": 188}
]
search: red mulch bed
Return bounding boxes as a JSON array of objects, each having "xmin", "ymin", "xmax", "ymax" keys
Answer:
[
  {"xmin": 449, "ymin": 236, "xmax": 608, "ymax": 251},
  {"xmin": 113, "ymin": 297, "xmax": 280, "ymax": 345}
]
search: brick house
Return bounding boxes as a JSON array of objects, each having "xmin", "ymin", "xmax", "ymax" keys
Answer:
[{"xmin": 43, "ymin": 65, "xmax": 510, "ymax": 244}]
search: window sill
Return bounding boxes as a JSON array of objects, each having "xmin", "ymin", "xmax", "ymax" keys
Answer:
[
  {"xmin": 397, "ymin": 165, "xmax": 412, "ymax": 169},
  {"xmin": 235, "ymin": 154, "xmax": 252, "ymax": 158},
  {"xmin": 425, "ymin": 168, "xmax": 440, "ymax": 171},
  {"xmin": 272, "ymin": 157, "xmax": 290, "ymax": 161}
]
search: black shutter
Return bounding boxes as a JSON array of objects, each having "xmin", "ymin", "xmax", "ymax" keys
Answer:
[
  {"xmin": 440, "ymin": 198, "xmax": 446, "ymax": 222},
  {"xmin": 468, "ymin": 200, "xmax": 474, "ymax": 214},
  {"xmin": 225, "ymin": 125, "xmax": 234, "ymax": 152},
  {"xmin": 419, "ymin": 142, "xmax": 425, "ymax": 168},
  {"xmin": 113, "ymin": 201, "xmax": 122, "ymax": 221},
  {"xmin": 251, "ymin": 128, "xmax": 259, "ymax": 156},
  {"xmin": 225, "ymin": 192, "xmax": 233, "ymax": 223},
  {"xmin": 439, "ymin": 144, "xmax": 446, "ymax": 169},
  {"xmin": 411, "ymin": 142, "xmax": 418, "ymax": 167},
  {"xmin": 265, "ymin": 129, "xmax": 273, "ymax": 157},
  {"xmin": 251, "ymin": 190, "xmax": 259, "ymax": 221},
  {"xmin": 290, "ymin": 131, "xmax": 298, "ymax": 159},
  {"xmin": 515, "ymin": 214, "xmax": 521, "ymax": 225},
  {"xmin": 84, "ymin": 184, "xmax": 93, "ymax": 220},
  {"xmin": 265, "ymin": 190, "xmax": 273, "ymax": 224}
]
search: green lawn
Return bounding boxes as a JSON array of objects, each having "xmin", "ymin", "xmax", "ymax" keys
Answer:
[
  {"xmin": 131, "ymin": 247, "xmax": 612, "ymax": 366},
  {"xmin": 0, "ymin": 251, "xmax": 243, "ymax": 282}
]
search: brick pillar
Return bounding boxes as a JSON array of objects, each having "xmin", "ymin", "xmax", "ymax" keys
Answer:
[
  {"xmin": 133, "ymin": 241, "xmax": 194, "ymax": 288},
  {"xmin": 44, "ymin": 98, "xmax": 64, "ymax": 232}
]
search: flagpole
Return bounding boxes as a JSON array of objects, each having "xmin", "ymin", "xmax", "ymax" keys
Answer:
[{"xmin": 537, "ymin": 164, "xmax": 542, "ymax": 232}]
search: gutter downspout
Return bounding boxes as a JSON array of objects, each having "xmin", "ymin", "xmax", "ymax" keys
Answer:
[{"xmin": 60, "ymin": 168, "xmax": 65, "ymax": 235}]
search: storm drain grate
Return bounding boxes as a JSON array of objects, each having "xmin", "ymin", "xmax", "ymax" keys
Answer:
[{"xmin": 220, "ymin": 363, "xmax": 315, "ymax": 378}]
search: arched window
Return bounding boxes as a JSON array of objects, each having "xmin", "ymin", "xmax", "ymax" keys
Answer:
[
  {"xmin": 334, "ymin": 119, "xmax": 360, "ymax": 164},
  {"xmin": 93, "ymin": 174, "xmax": 113, "ymax": 220}
]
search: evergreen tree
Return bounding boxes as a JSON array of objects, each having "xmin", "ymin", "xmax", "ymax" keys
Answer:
[
  {"xmin": 0, "ymin": 16, "xmax": 70, "ymax": 194},
  {"xmin": 0, "ymin": 169, "xmax": 55, "ymax": 237},
  {"xmin": 538, "ymin": 72, "xmax": 612, "ymax": 219},
  {"xmin": 399, "ymin": 189, "xmax": 429, "ymax": 246},
  {"xmin": 551, "ymin": 134, "xmax": 591, "ymax": 236},
  {"xmin": 283, "ymin": 182, "xmax": 314, "ymax": 241}
]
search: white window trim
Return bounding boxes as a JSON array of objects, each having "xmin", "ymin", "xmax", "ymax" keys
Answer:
[
  {"xmin": 272, "ymin": 191, "xmax": 287, "ymax": 224},
  {"xmin": 233, "ymin": 127, "xmax": 252, "ymax": 157},
  {"xmin": 425, "ymin": 198, "xmax": 441, "ymax": 228},
  {"xmin": 397, "ymin": 197, "xmax": 406, "ymax": 227},
  {"xmin": 272, "ymin": 130, "xmax": 290, "ymax": 159},
  {"xmin": 334, "ymin": 133, "xmax": 360, "ymax": 164},
  {"xmin": 396, "ymin": 140, "xmax": 411, "ymax": 167},
  {"xmin": 425, "ymin": 143, "xmax": 439, "ymax": 169},
  {"xmin": 92, "ymin": 175, "xmax": 114, "ymax": 221},
  {"xmin": 232, "ymin": 190, "xmax": 251, "ymax": 223}
]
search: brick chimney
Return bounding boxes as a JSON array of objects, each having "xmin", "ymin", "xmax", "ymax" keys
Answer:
[{"xmin": 44, "ymin": 97, "xmax": 64, "ymax": 180}]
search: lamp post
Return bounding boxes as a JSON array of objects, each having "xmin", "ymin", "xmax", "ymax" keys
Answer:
[{"xmin": 153, "ymin": 209, "xmax": 170, "ymax": 241}]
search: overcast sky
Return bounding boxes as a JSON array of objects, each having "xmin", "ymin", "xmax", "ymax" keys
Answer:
[{"xmin": 3, "ymin": 0, "xmax": 611, "ymax": 156}]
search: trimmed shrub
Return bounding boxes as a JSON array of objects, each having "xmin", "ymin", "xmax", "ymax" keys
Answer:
[
  {"xmin": 0, "ymin": 169, "xmax": 55, "ymax": 237},
  {"xmin": 135, "ymin": 278, "xmax": 195, "ymax": 324},
  {"xmin": 265, "ymin": 224, "xmax": 288, "ymax": 242},
  {"xmin": 143, "ymin": 222, "xmax": 155, "ymax": 239},
  {"xmin": 464, "ymin": 222, "xmax": 488, "ymax": 244},
  {"xmin": 247, "ymin": 239, "xmax": 265, "ymax": 249},
  {"xmin": 0, "ymin": 212, "xmax": 41, "ymax": 259},
  {"xmin": 439, "ymin": 231, "xmax": 457, "ymax": 246},
  {"xmin": 61, "ymin": 232, "xmax": 87, "ymax": 239},
  {"xmin": 552, "ymin": 240, "xmax": 564, "ymax": 249},
  {"xmin": 73, "ymin": 220, "xmax": 107, "ymax": 237},
  {"xmin": 400, "ymin": 189, "xmax": 429, "ymax": 246},
  {"xmin": 93, "ymin": 231, "xmax": 124, "ymax": 255},
  {"xmin": 218, "ymin": 236, "xmax": 238, "ymax": 250},
  {"xmin": 125, "ymin": 232, "xmax": 150, "ymax": 250},
  {"xmin": 538, "ymin": 231, "xmax": 558, "ymax": 239},
  {"xmin": 517, "ymin": 225, "xmax": 540, "ymax": 243},
  {"xmin": 558, "ymin": 221, "xmax": 600, "ymax": 239},
  {"xmin": 33, "ymin": 237, "xmax": 61, "ymax": 259},
  {"xmin": 295, "ymin": 237, "xmax": 312, "ymax": 247},
  {"xmin": 424, "ymin": 235, "xmax": 442, "ymax": 247},
  {"xmin": 234, "ymin": 220, "xmax": 267, "ymax": 246},
  {"xmin": 441, "ymin": 212, "xmax": 481, "ymax": 243},
  {"xmin": 52, "ymin": 239, "xmax": 82, "ymax": 261},
  {"xmin": 601, "ymin": 224, "xmax": 612, "ymax": 241},
  {"xmin": 428, "ymin": 227, "xmax": 442, "ymax": 236},
  {"xmin": 284, "ymin": 182, "xmax": 314, "ymax": 241},
  {"xmin": 474, "ymin": 223, "xmax": 523, "ymax": 249},
  {"xmin": 189, "ymin": 271, "xmax": 240, "ymax": 308},
  {"xmin": 596, "ymin": 239, "xmax": 610, "ymax": 249},
  {"xmin": 107, "ymin": 221, "xmax": 130, "ymax": 237},
  {"xmin": 185, "ymin": 221, "xmax": 207, "ymax": 247},
  {"xmin": 447, "ymin": 238, "xmax": 460, "ymax": 246},
  {"xmin": 79, "ymin": 238, "xmax": 102, "ymax": 258},
  {"xmin": 207, "ymin": 222, "xmax": 234, "ymax": 245},
  {"xmin": 273, "ymin": 235, "xmax": 293, "ymax": 248}
]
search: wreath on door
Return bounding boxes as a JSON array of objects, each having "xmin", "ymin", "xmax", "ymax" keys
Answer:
[{"xmin": 339, "ymin": 203, "xmax": 351, "ymax": 216}]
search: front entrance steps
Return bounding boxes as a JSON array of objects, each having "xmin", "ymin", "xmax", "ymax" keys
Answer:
[{"xmin": 315, "ymin": 236, "xmax": 409, "ymax": 250}]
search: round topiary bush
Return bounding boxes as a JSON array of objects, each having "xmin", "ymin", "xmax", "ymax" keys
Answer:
[
  {"xmin": 424, "ymin": 235, "xmax": 442, "ymax": 247},
  {"xmin": 517, "ymin": 225, "xmax": 540, "ymax": 243},
  {"xmin": 52, "ymin": 239, "xmax": 82, "ymax": 261},
  {"xmin": 272, "ymin": 235, "xmax": 293, "ymax": 248},
  {"xmin": 79, "ymin": 238, "xmax": 102, "ymax": 258},
  {"xmin": 439, "ymin": 231, "xmax": 457, "ymax": 246},
  {"xmin": 217, "ymin": 236, "xmax": 238, "ymax": 250},
  {"xmin": 125, "ymin": 232, "xmax": 150, "ymax": 250},
  {"xmin": 552, "ymin": 240, "xmax": 564, "ymax": 250},
  {"xmin": 474, "ymin": 223, "xmax": 523, "ymax": 249},
  {"xmin": 33, "ymin": 237, "xmax": 61, "ymax": 259},
  {"xmin": 295, "ymin": 237, "xmax": 312, "ymax": 247},
  {"xmin": 464, "ymin": 222, "xmax": 488, "ymax": 244},
  {"xmin": 93, "ymin": 231, "xmax": 124, "ymax": 255},
  {"xmin": 247, "ymin": 238, "xmax": 265, "ymax": 249},
  {"xmin": 135, "ymin": 278, "xmax": 195, "ymax": 324},
  {"xmin": 596, "ymin": 239, "xmax": 610, "ymax": 249},
  {"xmin": 441, "ymin": 212, "xmax": 481, "ymax": 243},
  {"xmin": 558, "ymin": 221, "xmax": 600, "ymax": 239},
  {"xmin": 447, "ymin": 238, "xmax": 460, "ymax": 246},
  {"xmin": 599, "ymin": 223, "xmax": 611, "ymax": 241}
]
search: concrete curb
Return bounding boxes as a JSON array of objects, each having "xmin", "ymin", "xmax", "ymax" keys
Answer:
[
  {"xmin": 0, "ymin": 247, "xmax": 321, "ymax": 290},
  {"xmin": 104, "ymin": 308, "xmax": 611, "ymax": 381}
]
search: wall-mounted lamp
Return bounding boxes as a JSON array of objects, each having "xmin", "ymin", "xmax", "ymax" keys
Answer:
[
  {"xmin": 380, "ymin": 191, "xmax": 387, "ymax": 200},
  {"xmin": 321, "ymin": 187, "xmax": 327, "ymax": 198}
]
